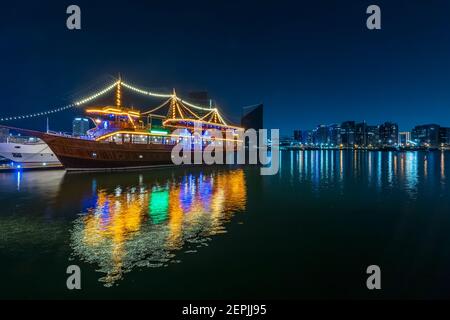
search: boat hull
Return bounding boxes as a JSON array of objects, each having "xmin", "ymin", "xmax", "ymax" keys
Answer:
[
  {"xmin": 0, "ymin": 142, "xmax": 61, "ymax": 165},
  {"xmin": 37, "ymin": 133, "xmax": 176, "ymax": 171}
]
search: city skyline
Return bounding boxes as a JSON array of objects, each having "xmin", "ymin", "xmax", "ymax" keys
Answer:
[
  {"xmin": 291, "ymin": 119, "xmax": 446, "ymax": 134},
  {"xmin": 292, "ymin": 120, "xmax": 450, "ymax": 148}
]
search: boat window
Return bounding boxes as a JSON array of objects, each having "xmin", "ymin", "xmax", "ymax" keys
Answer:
[
  {"xmin": 132, "ymin": 135, "xmax": 148, "ymax": 144},
  {"xmin": 151, "ymin": 136, "xmax": 162, "ymax": 144},
  {"xmin": 12, "ymin": 153, "xmax": 22, "ymax": 158},
  {"xmin": 14, "ymin": 146, "xmax": 21, "ymax": 149}
]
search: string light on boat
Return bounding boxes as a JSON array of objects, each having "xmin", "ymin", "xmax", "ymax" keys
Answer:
[
  {"xmin": 0, "ymin": 81, "xmax": 119, "ymax": 122},
  {"xmin": 0, "ymin": 104, "xmax": 75, "ymax": 122},
  {"xmin": 74, "ymin": 81, "xmax": 119, "ymax": 106},
  {"xmin": 121, "ymin": 81, "xmax": 213, "ymax": 111},
  {"xmin": 120, "ymin": 81, "xmax": 173, "ymax": 99},
  {"xmin": 178, "ymin": 98, "xmax": 213, "ymax": 111}
]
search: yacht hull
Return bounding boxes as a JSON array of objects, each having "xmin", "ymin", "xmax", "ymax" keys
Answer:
[{"xmin": 0, "ymin": 142, "xmax": 60, "ymax": 165}]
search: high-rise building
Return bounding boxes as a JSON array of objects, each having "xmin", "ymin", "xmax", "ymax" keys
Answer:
[
  {"xmin": 379, "ymin": 122, "xmax": 399, "ymax": 146},
  {"xmin": 72, "ymin": 118, "xmax": 90, "ymax": 137},
  {"xmin": 411, "ymin": 124, "xmax": 440, "ymax": 147},
  {"xmin": 367, "ymin": 125, "xmax": 380, "ymax": 147},
  {"xmin": 439, "ymin": 127, "xmax": 450, "ymax": 146},
  {"xmin": 294, "ymin": 130, "xmax": 302, "ymax": 142},
  {"xmin": 241, "ymin": 104, "xmax": 264, "ymax": 150},
  {"xmin": 241, "ymin": 104, "xmax": 263, "ymax": 131},
  {"xmin": 313, "ymin": 125, "xmax": 328, "ymax": 145},
  {"xmin": 355, "ymin": 122, "xmax": 368, "ymax": 147},
  {"xmin": 340, "ymin": 121, "xmax": 356, "ymax": 147},
  {"xmin": 328, "ymin": 124, "xmax": 341, "ymax": 146},
  {"xmin": 302, "ymin": 130, "xmax": 313, "ymax": 144},
  {"xmin": 399, "ymin": 132, "xmax": 411, "ymax": 146}
]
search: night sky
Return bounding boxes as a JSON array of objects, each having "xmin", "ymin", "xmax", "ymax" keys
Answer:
[{"xmin": 2, "ymin": 0, "xmax": 450, "ymax": 135}]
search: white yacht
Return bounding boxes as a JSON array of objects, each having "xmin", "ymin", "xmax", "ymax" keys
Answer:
[{"xmin": 0, "ymin": 134, "xmax": 61, "ymax": 168}]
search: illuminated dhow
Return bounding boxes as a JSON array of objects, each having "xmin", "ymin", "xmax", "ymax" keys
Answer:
[{"xmin": 1, "ymin": 80, "xmax": 243, "ymax": 171}]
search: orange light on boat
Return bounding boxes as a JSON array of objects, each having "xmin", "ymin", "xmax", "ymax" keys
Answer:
[{"xmin": 86, "ymin": 107, "xmax": 141, "ymax": 118}]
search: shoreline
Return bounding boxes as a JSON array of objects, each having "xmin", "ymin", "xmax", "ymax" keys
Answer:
[{"xmin": 279, "ymin": 147, "xmax": 450, "ymax": 152}]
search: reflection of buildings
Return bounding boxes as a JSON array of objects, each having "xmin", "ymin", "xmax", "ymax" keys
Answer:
[{"xmin": 70, "ymin": 168, "xmax": 247, "ymax": 286}]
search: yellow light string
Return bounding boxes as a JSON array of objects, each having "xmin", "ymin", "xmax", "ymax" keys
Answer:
[
  {"xmin": 178, "ymin": 100, "xmax": 201, "ymax": 119},
  {"xmin": 116, "ymin": 80, "xmax": 121, "ymax": 107},
  {"xmin": 215, "ymin": 108, "xmax": 229, "ymax": 126},
  {"xmin": 0, "ymin": 81, "xmax": 119, "ymax": 122},
  {"xmin": 95, "ymin": 130, "xmax": 243, "ymax": 143},
  {"xmin": 199, "ymin": 110, "xmax": 214, "ymax": 121},
  {"xmin": 162, "ymin": 118, "xmax": 242, "ymax": 130},
  {"xmin": 120, "ymin": 81, "xmax": 173, "ymax": 99},
  {"xmin": 120, "ymin": 80, "xmax": 213, "ymax": 111},
  {"xmin": 175, "ymin": 101, "xmax": 185, "ymax": 119}
]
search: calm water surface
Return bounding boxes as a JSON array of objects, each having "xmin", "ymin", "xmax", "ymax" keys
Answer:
[{"xmin": 1, "ymin": 150, "xmax": 450, "ymax": 299}]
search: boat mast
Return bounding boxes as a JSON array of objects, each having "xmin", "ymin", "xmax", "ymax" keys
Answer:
[{"xmin": 116, "ymin": 74, "xmax": 122, "ymax": 107}]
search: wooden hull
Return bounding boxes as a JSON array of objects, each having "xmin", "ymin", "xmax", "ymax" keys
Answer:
[{"xmin": 39, "ymin": 134, "xmax": 176, "ymax": 171}]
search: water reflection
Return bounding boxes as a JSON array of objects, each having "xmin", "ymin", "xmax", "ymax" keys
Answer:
[
  {"xmin": 280, "ymin": 150, "xmax": 449, "ymax": 198},
  {"xmin": 70, "ymin": 169, "xmax": 246, "ymax": 286}
]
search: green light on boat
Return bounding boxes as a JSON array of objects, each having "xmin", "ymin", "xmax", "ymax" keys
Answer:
[{"xmin": 150, "ymin": 130, "xmax": 169, "ymax": 135}]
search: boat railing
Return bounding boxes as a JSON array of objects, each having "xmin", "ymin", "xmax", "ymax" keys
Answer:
[{"xmin": 47, "ymin": 130, "xmax": 80, "ymax": 138}]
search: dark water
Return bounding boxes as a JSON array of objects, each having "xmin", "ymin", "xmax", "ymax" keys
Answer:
[{"xmin": 1, "ymin": 150, "xmax": 450, "ymax": 299}]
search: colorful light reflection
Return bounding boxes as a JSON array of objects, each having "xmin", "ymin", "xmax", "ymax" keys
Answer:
[{"xmin": 70, "ymin": 169, "xmax": 246, "ymax": 286}]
